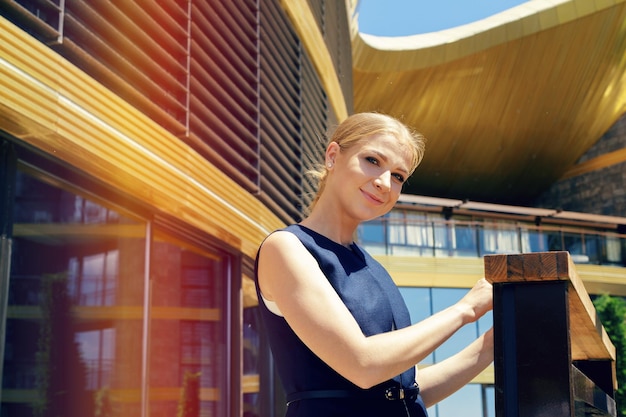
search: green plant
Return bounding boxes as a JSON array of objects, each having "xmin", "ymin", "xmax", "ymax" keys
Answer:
[
  {"xmin": 594, "ymin": 294, "xmax": 626, "ymax": 416},
  {"xmin": 34, "ymin": 273, "xmax": 91, "ymax": 417}
]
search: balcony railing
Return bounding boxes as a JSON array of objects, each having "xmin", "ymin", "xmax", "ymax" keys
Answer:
[{"xmin": 358, "ymin": 214, "xmax": 626, "ymax": 267}]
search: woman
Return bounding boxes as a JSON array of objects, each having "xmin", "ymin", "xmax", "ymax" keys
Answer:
[{"xmin": 255, "ymin": 112, "xmax": 493, "ymax": 417}]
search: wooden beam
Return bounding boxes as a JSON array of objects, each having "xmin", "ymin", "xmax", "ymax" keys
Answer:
[
  {"xmin": 280, "ymin": 0, "xmax": 348, "ymax": 122},
  {"xmin": 484, "ymin": 251, "xmax": 615, "ymax": 362}
]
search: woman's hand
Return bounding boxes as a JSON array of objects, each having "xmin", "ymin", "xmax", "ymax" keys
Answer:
[{"xmin": 456, "ymin": 278, "xmax": 493, "ymax": 324}]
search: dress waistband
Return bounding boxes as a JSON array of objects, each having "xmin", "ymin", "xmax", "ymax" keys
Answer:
[{"xmin": 286, "ymin": 383, "xmax": 419, "ymax": 405}]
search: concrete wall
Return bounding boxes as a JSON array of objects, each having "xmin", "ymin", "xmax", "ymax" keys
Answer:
[{"xmin": 534, "ymin": 113, "xmax": 626, "ymax": 218}]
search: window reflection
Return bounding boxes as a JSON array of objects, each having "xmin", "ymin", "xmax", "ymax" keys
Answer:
[
  {"xmin": 521, "ymin": 229, "xmax": 549, "ymax": 253},
  {"xmin": 359, "ymin": 209, "xmax": 626, "ymax": 265},
  {"xmin": 606, "ymin": 236, "xmax": 623, "ymax": 264},
  {"xmin": 479, "ymin": 221, "xmax": 520, "ymax": 256},
  {"xmin": 149, "ymin": 237, "xmax": 229, "ymax": 417},
  {"xmin": 68, "ymin": 250, "xmax": 119, "ymax": 306},
  {"xmin": 76, "ymin": 328, "xmax": 116, "ymax": 389},
  {"xmin": 388, "ymin": 211, "xmax": 436, "ymax": 256},
  {"xmin": 243, "ymin": 306, "xmax": 262, "ymax": 417},
  {"xmin": 4, "ymin": 169, "xmax": 146, "ymax": 417}
]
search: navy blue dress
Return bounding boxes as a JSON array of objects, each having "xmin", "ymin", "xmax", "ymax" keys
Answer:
[{"xmin": 255, "ymin": 224, "xmax": 429, "ymax": 417}]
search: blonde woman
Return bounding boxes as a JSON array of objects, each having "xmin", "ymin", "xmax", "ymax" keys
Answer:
[{"xmin": 255, "ymin": 112, "xmax": 493, "ymax": 417}]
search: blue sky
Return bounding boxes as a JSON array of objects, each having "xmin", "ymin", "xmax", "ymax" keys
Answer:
[{"xmin": 358, "ymin": 0, "xmax": 530, "ymax": 36}]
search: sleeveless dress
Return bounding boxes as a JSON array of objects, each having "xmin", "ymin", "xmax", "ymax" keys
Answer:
[{"xmin": 255, "ymin": 224, "xmax": 429, "ymax": 417}]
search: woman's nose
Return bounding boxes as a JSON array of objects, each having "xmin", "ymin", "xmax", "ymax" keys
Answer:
[{"xmin": 374, "ymin": 171, "xmax": 391, "ymax": 190}]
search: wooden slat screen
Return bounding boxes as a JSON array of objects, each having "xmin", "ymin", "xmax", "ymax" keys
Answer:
[
  {"xmin": 63, "ymin": 0, "xmax": 188, "ymax": 134},
  {"xmin": 258, "ymin": 0, "xmax": 302, "ymax": 223},
  {"xmin": 187, "ymin": 0, "xmax": 260, "ymax": 192},
  {"xmin": 301, "ymin": 54, "xmax": 331, "ymax": 213},
  {"xmin": 307, "ymin": 0, "xmax": 353, "ymax": 114},
  {"xmin": 0, "ymin": 0, "xmax": 348, "ymax": 225}
]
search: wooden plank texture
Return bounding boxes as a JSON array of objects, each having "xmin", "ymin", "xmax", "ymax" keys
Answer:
[
  {"xmin": 352, "ymin": 1, "xmax": 626, "ymax": 202},
  {"xmin": 485, "ymin": 251, "xmax": 615, "ymax": 362}
]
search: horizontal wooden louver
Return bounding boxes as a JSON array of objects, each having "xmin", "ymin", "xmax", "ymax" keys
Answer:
[
  {"xmin": 305, "ymin": 0, "xmax": 353, "ymax": 114},
  {"xmin": 2, "ymin": 0, "xmax": 352, "ymax": 226},
  {"xmin": 0, "ymin": 0, "xmax": 188, "ymax": 133},
  {"xmin": 300, "ymin": 54, "xmax": 330, "ymax": 212},
  {"xmin": 62, "ymin": 1, "xmax": 189, "ymax": 126},
  {"xmin": 258, "ymin": 0, "xmax": 303, "ymax": 223},
  {"xmin": 187, "ymin": 0, "xmax": 260, "ymax": 194}
]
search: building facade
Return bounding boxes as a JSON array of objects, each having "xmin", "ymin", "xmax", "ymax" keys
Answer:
[
  {"xmin": 0, "ymin": 1, "xmax": 352, "ymax": 416},
  {"xmin": 1, "ymin": 1, "xmax": 625, "ymax": 417}
]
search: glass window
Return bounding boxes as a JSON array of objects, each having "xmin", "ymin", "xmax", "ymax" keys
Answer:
[
  {"xmin": 398, "ymin": 287, "xmax": 433, "ymax": 363},
  {"xmin": 431, "ymin": 384, "xmax": 484, "ymax": 417},
  {"xmin": 432, "ymin": 222, "xmax": 447, "ymax": 251},
  {"xmin": 243, "ymin": 301, "xmax": 262, "ymax": 417},
  {"xmin": 4, "ymin": 169, "xmax": 146, "ymax": 417},
  {"xmin": 479, "ymin": 222, "xmax": 520, "ymax": 256},
  {"xmin": 485, "ymin": 385, "xmax": 496, "ymax": 417},
  {"xmin": 149, "ymin": 234, "xmax": 231, "ymax": 417},
  {"xmin": 358, "ymin": 217, "xmax": 387, "ymax": 255},
  {"xmin": 390, "ymin": 212, "xmax": 435, "ymax": 256},
  {"xmin": 605, "ymin": 235, "xmax": 624, "ymax": 264},
  {"xmin": 563, "ymin": 231, "xmax": 588, "ymax": 263},
  {"xmin": 584, "ymin": 234, "xmax": 601, "ymax": 264},
  {"xmin": 405, "ymin": 213, "xmax": 435, "ymax": 249},
  {"xmin": 388, "ymin": 210, "xmax": 406, "ymax": 245},
  {"xmin": 434, "ymin": 222, "xmax": 478, "ymax": 258},
  {"xmin": 546, "ymin": 230, "xmax": 563, "ymax": 251},
  {"xmin": 453, "ymin": 224, "xmax": 479, "ymax": 257},
  {"xmin": 520, "ymin": 228, "xmax": 549, "ymax": 253},
  {"xmin": 398, "ymin": 287, "xmax": 492, "ymax": 366},
  {"xmin": 432, "ymin": 289, "xmax": 482, "ymax": 362},
  {"xmin": 360, "ymin": 209, "xmax": 623, "ymax": 267}
]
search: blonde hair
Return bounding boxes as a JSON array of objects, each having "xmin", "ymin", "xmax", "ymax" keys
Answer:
[{"xmin": 307, "ymin": 112, "xmax": 426, "ymax": 211}]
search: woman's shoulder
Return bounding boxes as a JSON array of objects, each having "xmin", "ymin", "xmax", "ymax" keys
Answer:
[
  {"xmin": 262, "ymin": 224, "xmax": 313, "ymax": 248},
  {"xmin": 259, "ymin": 226, "xmax": 306, "ymax": 257}
]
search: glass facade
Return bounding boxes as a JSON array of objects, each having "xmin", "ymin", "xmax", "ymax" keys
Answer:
[
  {"xmin": 359, "ymin": 208, "xmax": 626, "ymax": 417},
  {"xmin": 360, "ymin": 210, "xmax": 626, "ymax": 266},
  {"xmin": 0, "ymin": 143, "xmax": 238, "ymax": 417},
  {"xmin": 149, "ymin": 235, "xmax": 231, "ymax": 417},
  {"xmin": 399, "ymin": 287, "xmax": 494, "ymax": 417}
]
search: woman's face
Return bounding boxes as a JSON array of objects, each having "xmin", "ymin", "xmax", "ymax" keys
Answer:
[{"xmin": 327, "ymin": 133, "xmax": 412, "ymax": 222}]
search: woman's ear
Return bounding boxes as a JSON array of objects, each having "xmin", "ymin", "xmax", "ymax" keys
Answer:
[{"xmin": 325, "ymin": 141, "xmax": 340, "ymax": 167}]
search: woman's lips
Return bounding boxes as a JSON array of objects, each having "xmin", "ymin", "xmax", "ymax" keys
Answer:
[{"xmin": 361, "ymin": 189, "xmax": 384, "ymax": 205}]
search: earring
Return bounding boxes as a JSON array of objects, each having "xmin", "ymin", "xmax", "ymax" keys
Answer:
[{"xmin": 327, "ymin": 162, "xmax": 333, "ymax": 168}]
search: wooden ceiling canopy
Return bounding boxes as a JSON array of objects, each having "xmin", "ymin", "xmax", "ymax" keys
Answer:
[{"xmin": 351, "ymin": 0, "xmax": 626, "ymax": 204}]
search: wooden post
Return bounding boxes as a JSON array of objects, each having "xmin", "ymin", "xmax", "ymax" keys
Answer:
[{"xmin": 484, "ymin": 251, "xmax": 616, "ymax": 417}]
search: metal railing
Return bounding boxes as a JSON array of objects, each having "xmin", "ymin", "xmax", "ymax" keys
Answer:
[{"xmin": 358, "ymin": 216, "xmax": 626, "ymax": 267}]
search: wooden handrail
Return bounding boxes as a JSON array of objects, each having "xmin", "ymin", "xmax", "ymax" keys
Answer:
[
  {"xmin": 484, "ymin": 251, "xmax": 617, "ymax": 416},
  {"xmin": 484, "ymin": 251, "xmax": 615, "ymax": 362}
]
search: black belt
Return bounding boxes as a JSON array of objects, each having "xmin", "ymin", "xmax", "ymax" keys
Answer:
[{"xmin": 286, "ymin": 383, "xmax": 419, "ymax": 405}]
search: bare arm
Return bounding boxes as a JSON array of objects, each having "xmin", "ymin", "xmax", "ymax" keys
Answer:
[
  {"xmin": 418, "ymin": 328, "xmax": 494, "ymax": 407},
  {"xmin": 257, "ymin": 231, "xmax": 493, "ymax": 389}
]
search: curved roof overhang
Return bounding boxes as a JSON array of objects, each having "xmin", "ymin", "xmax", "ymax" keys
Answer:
[{"xmin": 352, "ymin": 0, "xmax": 626, "ymax": 203}]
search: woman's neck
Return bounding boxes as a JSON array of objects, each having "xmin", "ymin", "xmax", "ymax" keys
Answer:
[{"xmin": 300, "ymin": 206, "xmax": 358, "ymax": 247}]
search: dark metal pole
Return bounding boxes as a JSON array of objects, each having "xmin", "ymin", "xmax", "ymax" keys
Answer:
[
  {"xmin": 0, "ymin": 140, "xmax": 17, "ymax": 402},
  {"xmin": 494, "ymin": 281, "xmax": 573, "ymax": 417}
]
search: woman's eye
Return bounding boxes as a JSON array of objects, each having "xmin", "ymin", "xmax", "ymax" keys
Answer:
[
  {"xmin": 393, "ymin": 173, "xmax": 405, "ymax": 183},
  {"xmin": 366, "ymin": 156, "xmax": 379, "ymax": 165}
]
